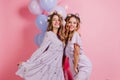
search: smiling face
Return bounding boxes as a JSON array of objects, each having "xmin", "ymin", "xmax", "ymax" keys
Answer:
[
  {"xmin": 47, "ymin": 11, "xmax": 65, "ymax": 43},
  {"xmin": 52, "ymin": 15, "xmax": 60, "ymax": 29},
  {"xmin": 67, "ymin": 17, "xmax": 78, "ymax": 31}
]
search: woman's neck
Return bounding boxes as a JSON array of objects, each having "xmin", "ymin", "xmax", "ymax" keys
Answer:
[{"xmin": 53, "ymin": 28, "xmax": 58, "ymax": 34}]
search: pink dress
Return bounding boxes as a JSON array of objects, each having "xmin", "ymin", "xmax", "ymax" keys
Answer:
[
  {"xmin": 65, "ymin": 31, "xmax": 92, "ymax": 80},
  {"xmin": 16, "ymin": 31, "xmax": 65, "ymax": 80}
]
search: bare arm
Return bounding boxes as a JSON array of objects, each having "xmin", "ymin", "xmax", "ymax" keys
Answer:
[{"xmin": 74, "ymin": 43, "xmax": 80, "ymax": 73}]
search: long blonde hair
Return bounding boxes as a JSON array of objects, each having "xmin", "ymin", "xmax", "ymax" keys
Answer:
[
  {"xmin": 65, "ymin": 14, "xmax": 81, "ymax": 42},
  {"xmin": 47, "ymin": 11, "xmax": 65, "ymax": 43}
]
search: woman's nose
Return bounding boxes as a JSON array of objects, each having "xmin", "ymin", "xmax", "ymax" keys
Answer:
[
  {"xmin": 70, "ymin": 23, "xmax": 73, "ymax": 26},
  {"xmin": 55, "ymin": 20, "xmax": 59, "ymax": 24}
]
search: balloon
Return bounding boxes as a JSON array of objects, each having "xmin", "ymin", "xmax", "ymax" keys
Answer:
[
  {"xmin": 28, "ymin": 0, "xmax": 42, "ymax": 15},
  {"xmin": 34, "ymin": 33, "xmax": 45, "ymax": 46},
  {"xmin": 35, "ymin": 14, "xmax": 48, "ymax": 32},
  {"xmin": 39, "ymin": 0, "xmax": 57, "ymax": 11},
  {"xmin": 51, "ymin": 6, "xmax": 67, "ymax": 18}
]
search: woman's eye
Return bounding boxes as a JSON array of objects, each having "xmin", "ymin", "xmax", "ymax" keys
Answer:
[
  {"xmin": 72, "ymin": 21, "xmax": 77, "ymax": 25},
  {"xmin": 52, "ymin": 19, "xmax": 56, "ymax": 21},
  {"xmin": 68, "ymin": 21, "xmax": 71, "ymax": 24}
]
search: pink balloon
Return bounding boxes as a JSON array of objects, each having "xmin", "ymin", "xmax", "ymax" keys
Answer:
[{"xmin": 28, "ymin": 0, "xmax": 43, "ymax": 15}]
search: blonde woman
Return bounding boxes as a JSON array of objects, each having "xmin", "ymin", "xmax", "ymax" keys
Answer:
[
  {"xmin": 16, "ymin": 11, "xmax": 65, "ymax": 80},
  {"xmin": 64, "ymin": 14, "xmax": 92, "ymax": 80}
]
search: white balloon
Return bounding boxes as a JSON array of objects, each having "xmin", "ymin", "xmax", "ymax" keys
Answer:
[{"xmin": 51, "ymin": 6, "xmax": 67, "ymax": 19}]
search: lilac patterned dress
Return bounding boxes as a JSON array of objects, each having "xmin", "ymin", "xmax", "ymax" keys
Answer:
[
  {"xmin": 65, "ymin": 31, "xmax": 92, "ymax": 80},
  {"xmin": 16, "ymin": 31, "xmax": 65, "ymax": 80}
]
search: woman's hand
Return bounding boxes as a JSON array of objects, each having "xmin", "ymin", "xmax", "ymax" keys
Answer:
[
  {"xmin": 73, "ymin": 44, "xmax": 80, "ymax": 74},
  {"xmin": 17, "ymin": 61, "xmax": 23, "ymax": 66},
  {"xmin": 74, "ymin": 66, "xmax": 79, "ymax": 74}
]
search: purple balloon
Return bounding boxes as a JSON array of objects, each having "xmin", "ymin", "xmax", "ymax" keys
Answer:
[
  {"xmin": 28, "ymin": 0, "xmax": 42, "ymax": 15},
  {"xmin": 34, "ymin": 33, "xmax": 45, "ymax": 46},
  {"xmin": 35, "ymin": 14, "xmax": 48, "ymax": 32}
]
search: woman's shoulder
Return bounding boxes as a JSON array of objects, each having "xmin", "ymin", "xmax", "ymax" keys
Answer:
[
  {"xmin": 46, "ymin": 31, "xmax": 51, "ymax": 34},
  {"xmin": 45, "ymin": 31, "xmax": 53, "ymax": 35},
  {"xmin": 45, "ymin": 31, "xmax": 55, "ymax": 39},
  {"xmin": 71, "ymin": 31, "xmax": 81, "ymax": 44},
  {"xmin": 74, "ymin": 31, "xmax": 81, "ymax": 37},
  {"xmin": 43, "ymin": 31, "xmax": 52, "ymax": 39}
]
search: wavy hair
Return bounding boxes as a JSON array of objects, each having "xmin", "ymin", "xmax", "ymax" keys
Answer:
[
  {"xmin": 64, "ymin": 13, "xmax": 81, "ymax": 42},
  {"xmin": 47, "ymin": 11, "xmax": 65, "ymax": 43}
]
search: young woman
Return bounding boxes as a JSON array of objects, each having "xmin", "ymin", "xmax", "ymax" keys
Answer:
[
  {"xmin": 64, "ymin": 14, "xmax": 92, "ymax": 80},
  {"xmin": 16, "ymin": 11, "xmax": 65, "ymax": 80}
]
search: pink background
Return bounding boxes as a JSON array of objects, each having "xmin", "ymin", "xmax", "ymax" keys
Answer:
[{"xmin": 0, "ymin": 0, "xmax": 120, "ymax": 80}]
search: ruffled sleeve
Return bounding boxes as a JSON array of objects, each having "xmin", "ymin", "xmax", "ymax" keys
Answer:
[
  {"xmin": 27, "ymin": 31, "xmax": 52, "ymax": 62},
  {"xmin": 16, "ymin": 31, "xmax": 52, "ymax": 78},
  {"xmin": 71, "ymin": 32, "xmax": 82, "ymax": 47}
]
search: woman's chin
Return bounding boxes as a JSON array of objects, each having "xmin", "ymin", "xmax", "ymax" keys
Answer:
[
  {"xmin": 54, "ymin": 25, "xmax": 60, "ymax": 28},
  {"xmin": 69, "ymin": 29, "xmax": 74, "ymax": 32}
]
